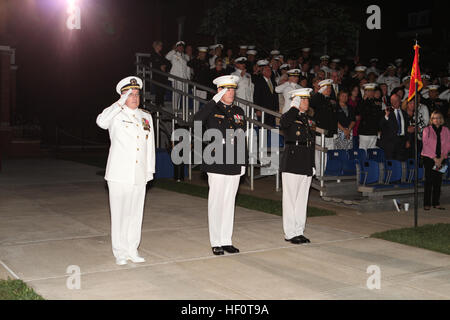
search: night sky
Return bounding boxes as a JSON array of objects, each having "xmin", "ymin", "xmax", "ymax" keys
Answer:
[{"xmin": 1, "ymin": 0, "xmax": 447, "ymax": 145}]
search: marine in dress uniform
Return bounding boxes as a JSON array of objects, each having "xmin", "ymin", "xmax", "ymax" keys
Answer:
[
  {"xmin": 425, "ymin": 85, "xmax": 449, "ymax": 119},
  {"xmin": 309, "ymin": 79, "xmax": 338, "ymax": 175},
  {"xmin": 246, "ymin": 49, "xmax": 257, "ymax": 72},
  {"xmin": 193, "ymin": 75, "xmax": 247, "ymax": 256},
  {"xmin": 357, "ymin": 83, "xmax": 383, "ymax": 150},
  {"xmin": 187, "ymin": 47, "xmax": 211, "ymax": 99},
  {"xmin": 280, "ymin": 88, "xmax": 315, "ymax": 244},
  {"xmin": 96, "ymin": 76, "xmax": 156, "ymax": 265}
]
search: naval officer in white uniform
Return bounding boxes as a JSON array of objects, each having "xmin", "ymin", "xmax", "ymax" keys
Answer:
[
  {"xmin": 96, "ymin": 76, "xmax": 156, "ymax": 265},
  {"xmin": 275, "ymin": 69, "xmax": 302, "ymax": 114}
]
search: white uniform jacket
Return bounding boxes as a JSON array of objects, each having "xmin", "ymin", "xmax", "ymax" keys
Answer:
[
  {"xmin": 275, "ymin": 81, "xmax": 302, "ymax": 113},
  {"xmin": 231, "ymin": 69, "xmax": 254, "ymax": 103},
  {"xmin": 96, "ymin": 103, "xmax": 156, "ymax": 185},
  {"xmin": 165, "ymin": 50, "xmax": 190, "ymax": 80}
]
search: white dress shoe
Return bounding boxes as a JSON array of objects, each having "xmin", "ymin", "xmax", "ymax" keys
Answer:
[
  {"xmin": 115, "ymin": 258, "xmax": 128, "ymax": 266},
  {"xmin": 127, "ymin": 255, "xmax": 145, "ymax": 263}
]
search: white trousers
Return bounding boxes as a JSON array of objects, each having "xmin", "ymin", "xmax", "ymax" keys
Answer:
[
  {"xmin": 315, "ymin": 136, "xmax": 335, "ymax": 176},
  {"xmin": 359, "ymin": 135, "xmax": 378, "ymax": 151},
  {"xmin": 207, "ymin": 173, "xmax": 240, "ymax": 247},
  {"xmin": 107, "ymin": 181, "xmax": 146, "ymax": 259},
  {"xmin": 282, "ymin": 172, "xmax": 312, "ymax": 239},
  {"xmin": 172, "ymin": 80, "xmax": 185, "ymax": 110}
]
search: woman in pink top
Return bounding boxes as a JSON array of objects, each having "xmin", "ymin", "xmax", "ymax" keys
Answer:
[{"xmin": 421, "ymin": 111, "xmax": 450, "ymax": 210}]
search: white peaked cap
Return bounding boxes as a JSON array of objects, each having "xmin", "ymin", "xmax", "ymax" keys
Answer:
[
  {"xmin": 289, "ymin": 88, "xmax": 313, "ymax": 99},
  {"xmin": 318, "ymin": 79, "xmax": 333, "ymax": 87},
  {"xmin": 116, "ymin": 76, "xmax": 143, "ymax": 95}
]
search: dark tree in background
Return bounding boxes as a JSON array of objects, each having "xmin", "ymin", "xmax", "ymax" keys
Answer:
[{"xmin": 199, "ymin": 0, "xmax": 359, "ymax": 57}]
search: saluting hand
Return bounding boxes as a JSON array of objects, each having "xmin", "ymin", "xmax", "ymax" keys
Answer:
[{"xmin": 117, "ymin": 89, "xmax": 133, "ymax": 107}]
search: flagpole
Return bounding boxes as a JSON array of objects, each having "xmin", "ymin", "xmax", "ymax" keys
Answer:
[{"xmin": 414, "ymin": 37, "xmax": 419, "ymax": 228}]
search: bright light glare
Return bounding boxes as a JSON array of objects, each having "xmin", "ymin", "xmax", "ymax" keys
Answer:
[{"xmin": 66, "ymin": 0, "xmax": 81, "ymax": 30}]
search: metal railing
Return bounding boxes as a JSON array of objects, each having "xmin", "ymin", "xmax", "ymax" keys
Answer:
[{"xmin": 135, "ymin": 53, "xmax": 328, "ymax": 193}]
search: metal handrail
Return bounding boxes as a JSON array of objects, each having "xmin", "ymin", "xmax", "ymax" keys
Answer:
[
  {"xmin": 135, "ymin": 53, "xmax": 329, "ymax": 193},
  {"xmin": 140, "ymin": 64, "xmax": 283, "ymax": 118}
]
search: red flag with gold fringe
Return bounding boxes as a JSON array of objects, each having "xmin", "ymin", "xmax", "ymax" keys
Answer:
[{"xmin": 407, "ymin": 44, "xmax": 423, "ymax": 102}]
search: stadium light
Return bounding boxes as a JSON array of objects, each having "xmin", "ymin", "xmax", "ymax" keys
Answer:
[{"xmin": 66, "ymin": 0, "xmax": 81, "ymax": 30}]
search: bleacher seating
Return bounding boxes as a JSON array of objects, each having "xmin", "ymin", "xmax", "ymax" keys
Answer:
[
  {"xmin": 154, "ymin": 148, "xmax": 188, "ymax": 179},
  {"xmin": 322, "ymin": 149, "xmax": 361, "ymax": 177},
  {"xmin": 367, "ymin": 148, "xmax": 385, "ymax": 162},
  {"xmin": 348, "ymin": 149, "xmax": 366, "ymax": 166},
  {"xmin": 406, "ymin": 158, "xmax": 424, "ymax": 183}
]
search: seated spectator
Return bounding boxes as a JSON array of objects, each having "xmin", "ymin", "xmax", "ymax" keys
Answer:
[
  {"xmin": 421, "ymin": 111, "xmax": 450, "ymax": 210},
  {"xmin": 335, "ymin": 90, "xmax": 355, "ymax": 150}
]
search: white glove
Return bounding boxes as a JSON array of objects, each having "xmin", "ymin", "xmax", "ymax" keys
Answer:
[
  {"xmin": 117, "ymin": 89, "xmax": 133, "ymax": 107},
  {"xmin": 312, "ymin": 167, "xmax": 316, "ymax": 176}
]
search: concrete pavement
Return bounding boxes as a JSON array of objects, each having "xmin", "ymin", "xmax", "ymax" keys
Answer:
[{"xmin": 0, "ymin": 158, "xmax": 449, "ymax": 299}]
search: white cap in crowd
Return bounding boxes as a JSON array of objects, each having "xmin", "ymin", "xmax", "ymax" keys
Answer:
[
  {"xmin": 257, "ymin": 59, "xmax": 269, "ymax": 67},
  {"xmin": 234, "ymin": 57, "xmax": 247, "ymax": 64},
  {"xmin": 287, "ymin": 69, "xmax": 301, "ymax": 76},
  {"xmin": 355, "ymin": 66, "xmax": 367, "ymax": 72},
  {"xmin": 289, "ymin": 88, "xmax": 313, "ymax": 98},
  {"xmin": 363, "ymin": 83, "xmax": 378, "ymax": 90},
  {"xmin": 428, "ymin": 85, "xmax": 439, "ymax": 91}
]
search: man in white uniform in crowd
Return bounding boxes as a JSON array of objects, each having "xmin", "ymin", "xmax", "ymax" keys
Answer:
[
  {"xmin": 231, "ymin": 57, "xmax": 254, "ymax": 106},
  {"xmin": 377, "ymin": 64, "xmax": 400, "ymax": 95},
  {"xmin": 165, "ymin": 41, "xmax": 190, "ymax": 110},
  {"xmin": 209, "ymin": 44, "xmax": 223, "ymax": 68},
  {"xmin": 275, "ymin": 69, "xmax": 302, "ymax": 113},
  {"xmin": 96, "ymin": 76, "xmax": 156, "ymax": 265}
]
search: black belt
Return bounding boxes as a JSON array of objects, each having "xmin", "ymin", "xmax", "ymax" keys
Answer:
[{"xmin": 285, "ymin": 141, "xmax": 311, "ymax": 146}]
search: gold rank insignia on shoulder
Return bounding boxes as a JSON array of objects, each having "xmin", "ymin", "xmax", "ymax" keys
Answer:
[
  {"xmin": 142, "ymin": 118, "xmax": 150, "ymax": 131},
  {"xmin": 140, "ymin": 108, "xmax": 151, "ymax": 114},
  {"xmin": 214, "ymin": 114, "xmax": 225, "ymax": 119}
]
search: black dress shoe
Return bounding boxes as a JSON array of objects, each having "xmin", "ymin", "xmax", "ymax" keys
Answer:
[
  {"xmin": 222, "ymin": 245, "xmax": 240, "ymax": 254},
  {"xmin": 433, "ymin": 206, "xmax": 445, "ymax": 210},
  {"xmin": 285, "ymin": 237, "xmax": 302, "ymax": 244},
  {"xmin": 212, "ymin": 247, "xmax": 224, "ymax": 255},
  {"xmin": 297, "ymin": 235, "xmax": 311, "ymax": 243}
]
